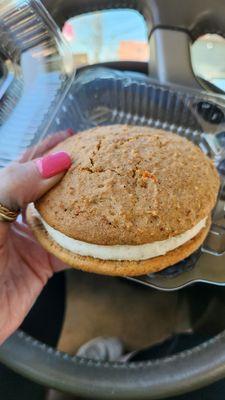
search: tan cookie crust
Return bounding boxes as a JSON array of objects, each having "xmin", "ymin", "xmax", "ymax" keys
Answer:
[
  {"xmin": 27, "ymin": 205, "xmax": 211, "ymax": 277},
  {"xmin": 35, "ymin": 125, "xmax": 220, "ymax": 245}
]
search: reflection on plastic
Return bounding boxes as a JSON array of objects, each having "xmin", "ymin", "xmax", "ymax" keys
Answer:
[{"xmin": 0, "ymin": 0, "xmax": 74, "ymax": 167}]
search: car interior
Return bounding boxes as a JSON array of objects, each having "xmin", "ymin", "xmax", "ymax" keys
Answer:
[{"xmin": 0, "ymin": 0, "xmax": 225, "ymax": 399}]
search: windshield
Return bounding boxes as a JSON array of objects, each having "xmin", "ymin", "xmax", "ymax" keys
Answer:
[
  {"xmin": 62, "ymin": 10, "xmax": 149, "ymax": 66},
  {"xmin": 62, "ymin": 10, "xmax": 225, "ymax": 91}
]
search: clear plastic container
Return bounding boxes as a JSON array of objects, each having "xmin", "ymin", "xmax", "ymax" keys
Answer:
[
  {"xmin": 47, "ymin": 67, "xmax": 225, "ymax": 273},
  {"xmin": 0, "ymin": 0, "xmax": 75, "ymax": 167},
  {"xmin": 49, "ymin": 67, "xmax": 225, "ymax": 164},
  {"xmin": 1, "ymin": 0, "xmax": 225, "ymax": 287}
]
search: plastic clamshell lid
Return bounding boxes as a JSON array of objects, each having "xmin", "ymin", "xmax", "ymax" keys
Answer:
[{"xmin": 0, "ymin": 0, "xmax": 75, "ymax": 167}]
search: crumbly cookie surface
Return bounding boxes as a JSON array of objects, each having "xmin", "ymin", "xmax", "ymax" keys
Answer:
[{"xmin": 36, "ymin": 125, "xmax": 220, "ymax": 245}]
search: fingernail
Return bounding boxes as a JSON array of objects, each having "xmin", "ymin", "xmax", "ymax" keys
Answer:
[
  {"xmin": 35, "ymin": 151, "xmax": 72, "ymax": 178},
  {"xmin": 66, "ymin": 128, "xmax": 75, "ymax": 136}
]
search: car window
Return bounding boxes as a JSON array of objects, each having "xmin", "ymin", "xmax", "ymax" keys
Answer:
[
  {"xmin": 63, "ymin": 12, "xmax": 225, "ymax": 93},
  {"xmin": 62, "ymin": 9, "xmax": 149, "ymax": 67},
  {"xmin": 191, "ymin": 34, "xmax": 225, "ymax": 91}
]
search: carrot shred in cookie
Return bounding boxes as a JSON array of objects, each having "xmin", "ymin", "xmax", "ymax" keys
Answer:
[{"xmin": 141, "ymin": 170, "xmax": 158, "ymax": 183}]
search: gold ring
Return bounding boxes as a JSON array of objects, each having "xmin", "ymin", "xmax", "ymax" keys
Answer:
[{"xmin": 0, "ymin": 203, "xmax": 20, "ymax": 222}]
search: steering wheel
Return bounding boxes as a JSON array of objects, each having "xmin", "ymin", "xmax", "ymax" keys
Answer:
[{"xmin": 1, "ymin": 0, "xmax": 225, "ymax": 398}]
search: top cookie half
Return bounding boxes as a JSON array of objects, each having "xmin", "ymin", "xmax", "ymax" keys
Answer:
[{"xmin": 36, "ymin": 125, "xmax": 220, "ymax": 245}]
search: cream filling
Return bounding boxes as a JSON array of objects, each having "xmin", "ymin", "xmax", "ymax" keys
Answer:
[{"xmin": 35, "ymin": 208, "xmax": 207, "ymax": 261}]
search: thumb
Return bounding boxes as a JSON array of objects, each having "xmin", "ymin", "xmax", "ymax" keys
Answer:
[{"xmin": 0, "ymin": 151, "xmax": 72, "ymax": 212}]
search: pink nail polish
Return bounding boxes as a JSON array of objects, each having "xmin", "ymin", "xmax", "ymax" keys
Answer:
[
  {"xmin": 66, "ymin": 128, "xmax": 75, "ymax": 136},
  {"xmin": 35, "ymin": 151, "xmax": 72, "ymax": 178}
]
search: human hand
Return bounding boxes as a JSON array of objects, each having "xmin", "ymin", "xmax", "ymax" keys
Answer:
[{"xmin": 0, "ymin": 130, "xmax": 73, "ymax": 344}]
